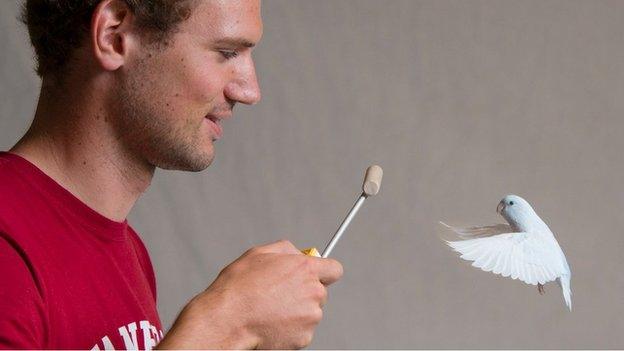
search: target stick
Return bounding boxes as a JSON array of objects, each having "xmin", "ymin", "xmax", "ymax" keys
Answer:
[{"xmin": 302, "ymin": 165, "xmax": 383, "ymax": 258}]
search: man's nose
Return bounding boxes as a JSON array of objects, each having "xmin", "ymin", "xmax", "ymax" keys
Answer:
[{"xmin": 225, "ymin": 58, "xmax": 261, "ymax": 105}]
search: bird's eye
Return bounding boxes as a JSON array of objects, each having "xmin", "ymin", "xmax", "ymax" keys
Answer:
[{"xmin": 509, "ymin": 201, "xmax": 514, "ymax": 205}]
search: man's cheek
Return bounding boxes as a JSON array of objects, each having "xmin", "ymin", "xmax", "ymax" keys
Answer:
[{"xmin": 190, "ymin": 67, "xmax": 223, "ymax": 101}]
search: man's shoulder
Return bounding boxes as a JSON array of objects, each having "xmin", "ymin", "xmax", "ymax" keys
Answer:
[
  {"xmin": 0, "ymin": 156, "xmax": 23, "ymax": 188},
  {"xmin": 0, "ymin": 151, "xmax": 30, "ymax": 183},
  {"xmin": 0, "ymin": 154, "xmax": 36, "ymax": 200},
  {"xmin": 0, "ymin": 153, "xmax": 47, "ymax": 234}
]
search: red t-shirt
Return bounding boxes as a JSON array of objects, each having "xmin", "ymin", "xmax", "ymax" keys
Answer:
[{"xmin": 0, "ymin": 152, "xmax": 163, "ymax": 349}]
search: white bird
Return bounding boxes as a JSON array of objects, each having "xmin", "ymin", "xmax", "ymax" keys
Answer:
[{"xmin": 442, "ymin": 195, "xmax": 572, "ymax": 310}]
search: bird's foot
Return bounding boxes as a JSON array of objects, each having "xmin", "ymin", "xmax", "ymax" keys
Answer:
[{"xmin": 538, "ymin": 283, "xmax": 545, "ymax": 295}]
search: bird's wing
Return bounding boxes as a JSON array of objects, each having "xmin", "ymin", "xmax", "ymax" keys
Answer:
[
  {"xmin": 440, "ymin": 221, "xmax": 512, "ymax": 239},
  {"xmin": 446, "ymin": 232, "xmax": 566, "ymax": 285}
]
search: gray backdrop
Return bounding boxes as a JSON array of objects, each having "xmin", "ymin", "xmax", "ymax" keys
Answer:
[{"xmin": 1, "ymin": 0, "xmax": 623, "ymax": 348}]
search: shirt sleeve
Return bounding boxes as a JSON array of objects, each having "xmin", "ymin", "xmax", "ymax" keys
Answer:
[{"xmin": 0, "ymin": 234, "xmax": 46, "ymax": 349}]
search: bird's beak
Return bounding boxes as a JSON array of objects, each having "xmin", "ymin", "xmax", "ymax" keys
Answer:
[{"xmin": 496, "ymin": 202, "xmax": 505, "ymax": 215}]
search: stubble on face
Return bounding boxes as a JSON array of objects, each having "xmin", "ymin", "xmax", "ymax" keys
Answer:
[
  {"xmin": 111, "ymin": 0, "xmax": 262, "ymax": 172},
  {"xmin": 115, "ymin": 48, "xmax": 215, "ymax": 172}
]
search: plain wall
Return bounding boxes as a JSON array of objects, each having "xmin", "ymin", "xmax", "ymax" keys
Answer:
[{"xmin": 1, "ymin": 0, "xmax": 623, "ymax": 348}]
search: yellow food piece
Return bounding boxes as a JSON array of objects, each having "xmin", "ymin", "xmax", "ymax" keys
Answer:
[{"xmin": 301, "ymin": 247, "xmax": 321, "ymax": 257}]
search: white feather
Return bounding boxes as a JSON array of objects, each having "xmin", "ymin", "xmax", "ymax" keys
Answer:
[
  {"xmin": 440, "ymin": 222, "xmax": 512, "ymax": 239},
  {"xmin": 442, "ymin": 195, "xmax": 572, "ymax": 310},
  {"xmin": 448, "ymin": 232, "xmax": 565, "ymax": 286}
]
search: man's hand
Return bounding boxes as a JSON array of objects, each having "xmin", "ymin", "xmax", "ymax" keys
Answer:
[{"xmin": 156, "ymin": 240, "xmax": 344, "ymax": 349}]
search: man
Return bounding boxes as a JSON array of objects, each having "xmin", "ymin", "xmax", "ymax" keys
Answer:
[{"xmin": 0, "ymin": 0, "xmax": 343, "ymax": 349}]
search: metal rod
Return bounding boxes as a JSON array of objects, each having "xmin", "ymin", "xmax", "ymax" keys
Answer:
[{"xmin": 321, "ymin": 193, "xmax": 367, "ymax": 258}]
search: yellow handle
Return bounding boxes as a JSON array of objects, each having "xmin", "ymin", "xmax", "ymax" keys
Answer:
[{"xmin": 301, "ymin": 247, "xmax": 321, "ymax": 257}]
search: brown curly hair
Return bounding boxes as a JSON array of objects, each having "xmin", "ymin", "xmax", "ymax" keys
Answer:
[{"xmin": 21, "ymin": 0, "xmax": 195, "ymax": 78}]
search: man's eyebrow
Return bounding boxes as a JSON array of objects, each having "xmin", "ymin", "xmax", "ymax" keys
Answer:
[{"xmin": 213, "ymin": 38, "xmax": 256, "ymax": 48}]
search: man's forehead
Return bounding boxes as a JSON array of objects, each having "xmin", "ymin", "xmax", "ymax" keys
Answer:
[{"xmin": 185, "ymin": 0, "xmax": 263, "ymax": 43}]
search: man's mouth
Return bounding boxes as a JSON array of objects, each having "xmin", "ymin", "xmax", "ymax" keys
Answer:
[{"xmin": 205, "ymin": 115, "xmax": 223, "ymax": 140}]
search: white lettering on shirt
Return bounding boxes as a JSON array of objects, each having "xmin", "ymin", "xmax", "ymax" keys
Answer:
[{"xmin": 91, "ymin": 321, "xmax": 163, "ymax": 351}]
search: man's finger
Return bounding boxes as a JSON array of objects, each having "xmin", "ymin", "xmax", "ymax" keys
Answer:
[
  {"xmin": 252, "ymin": 239, "xmax": 300, "ymax": 254},
  {"xmin": 313, "ymin": 258, "xmax": 344, "ymax": 286}
]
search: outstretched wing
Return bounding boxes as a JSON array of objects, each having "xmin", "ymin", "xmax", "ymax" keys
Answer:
[
  {"xmin": 446, "ymin": 232, "xmax": 566, "ymax": 285},
  {"xmin": 440, "ymin": 221, "xmax": 512, "ymax": 239}
]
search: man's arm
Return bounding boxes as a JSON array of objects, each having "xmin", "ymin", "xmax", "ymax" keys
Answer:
[
  {"xmin": 0, "ymin": 234, "xmax": 46, "ymax": 349},
  {"xmin": 156, "ymin": 240, "xmax": 343, "ymax": 349}
]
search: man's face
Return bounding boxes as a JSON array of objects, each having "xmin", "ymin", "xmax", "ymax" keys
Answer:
[{"xmin": 116, "ymin": 0, "xmax": 262, "ymax": 171}]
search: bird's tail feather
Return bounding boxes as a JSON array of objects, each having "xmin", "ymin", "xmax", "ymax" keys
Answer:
[{"xmin": 559, "ymin": 274, "xmax": 572, "ymax": 311}]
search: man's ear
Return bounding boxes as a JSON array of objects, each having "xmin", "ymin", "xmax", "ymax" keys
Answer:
[{"xmin": 91, "ymin": 0, "xmax": 135, "ymax": 72}]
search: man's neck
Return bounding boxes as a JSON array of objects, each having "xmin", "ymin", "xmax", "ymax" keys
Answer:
[{"xmin": 10, "ymin": 78, "xmax": 155, "ymax": 222}]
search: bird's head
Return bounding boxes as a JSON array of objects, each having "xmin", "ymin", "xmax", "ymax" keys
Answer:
[{"xmin": 496, "ymin": 194, "xmax": 541, "ymax": 230}]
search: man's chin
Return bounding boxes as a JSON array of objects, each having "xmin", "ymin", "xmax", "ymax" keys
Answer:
[{"xmin": 152, "ymin": 151, "xmax": 214, "ymax": 172}]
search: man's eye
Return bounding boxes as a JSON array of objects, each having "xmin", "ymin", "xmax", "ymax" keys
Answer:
[{"xmin": 219, "ymin": 50, "xmax": 239, "ymax": 60}]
